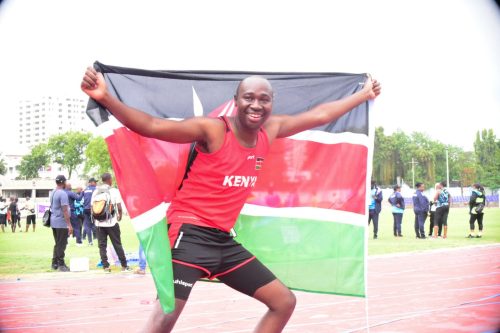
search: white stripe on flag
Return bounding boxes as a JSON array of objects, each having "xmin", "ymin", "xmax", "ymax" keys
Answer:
[
  {"xmin": 225, "ymin": 100, "xmax": 235, "ymax": 116},
  {"xmin": 218, "ymin": 101, "xmax": 232, "ymax": 117},
  {"xmin": 131, "ymin": 202, "xmax": 170, "ymax": 232},
  {"xmin": 240, "ymin": 204, "xmax": 366, "ymax": 227},
  {"xmin": 97, "ymin": 115, "xmax": 124, "ymax": 139},
  {"xmin": 288, "ymin": 130, "xmax": 370, "ymax": 147},
  {"xmin": 192, "ymin": 87, "xmax": 204, "ymax": 117},
  {"xmin": 97, "ymin": 113, "xmax": 189, "ymax": 139}
]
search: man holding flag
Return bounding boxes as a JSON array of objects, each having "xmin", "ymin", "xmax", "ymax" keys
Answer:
[{"xmin": 81, "ymin": 67, "xmax": 381, "ymax": 332}]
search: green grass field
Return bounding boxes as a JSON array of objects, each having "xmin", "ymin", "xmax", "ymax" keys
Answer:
[
  {"xmin": 368, "ymin": 206, "xmax": 500, "ymax": 255},
  {"xmin": 0, "ymin": 207, "xmax": 498, "ymax": 277}
]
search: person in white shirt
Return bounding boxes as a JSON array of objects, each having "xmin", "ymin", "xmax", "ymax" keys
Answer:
[
  {"xmin": 23, "ymin": 196, "xmax": 37, "ymax": 232},
  {"xmin": 91, "ymin": 173, "xmax": 132, "ymax": 273},
  {"xmin": 0, "ymin": 198, "xmax": 8, "ymax": 232}
]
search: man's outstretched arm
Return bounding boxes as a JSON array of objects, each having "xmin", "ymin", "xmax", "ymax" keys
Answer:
[
  {"xmin": 81, "ymin": 67, "xmax": 213, "ymax": 144},
  {"xmin": 267, "ymin": 76, "xmax": 381, "ymax": 139}
]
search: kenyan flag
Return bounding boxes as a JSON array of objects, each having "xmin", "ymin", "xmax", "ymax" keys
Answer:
[{"xmin": 87, "ymin": 62, "xmax": 373, "ymax": 312}]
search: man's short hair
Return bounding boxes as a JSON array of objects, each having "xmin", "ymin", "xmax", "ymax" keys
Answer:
[
  {"xmin": 88, "ymin": 177, "xmax": 97, "ymax": 183},
  {"xmin": 440, "ymin": 181, "xmax": 447, "ymax": 187},
  {"xmin": 393, "ymin": 185, "xmax": 401, "ymax": 191},
  {"xmin": 415, "ymin": 182, "xmax": 423, "ymax": 188},
  {"xmin": 101, "ymin": 172, "xmax": 112, "ymax": 182}
]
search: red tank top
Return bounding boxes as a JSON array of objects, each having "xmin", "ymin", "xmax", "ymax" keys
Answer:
[{"xmin": 167, "ymin": 117, "xmax": 269, "ymax": 232}]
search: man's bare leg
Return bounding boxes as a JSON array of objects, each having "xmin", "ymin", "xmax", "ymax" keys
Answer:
[
  {"xmin": 252, "ymin": 279, "xmax": 296, "ymax": 333},
  {"xmin": 142, "ymin": 298, "xmax": 187, "ymax": 333}
]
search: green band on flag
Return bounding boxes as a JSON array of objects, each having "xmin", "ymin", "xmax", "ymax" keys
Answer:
[
  {"xmin": 136, "ymin": 216, "xmax": 175, "ymax": 313},
  {"xmin": 234, "ymin": 214, "xmax": 365, "ymax": 297}
]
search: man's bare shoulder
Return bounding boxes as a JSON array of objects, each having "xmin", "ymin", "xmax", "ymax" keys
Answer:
[
  {"xmin": 196, "ymin": 116, "xmax": 226, "ymax": 134},
  {"xmin": 263, "ymin": 115, "xmax": 285, "ymax": 141}
]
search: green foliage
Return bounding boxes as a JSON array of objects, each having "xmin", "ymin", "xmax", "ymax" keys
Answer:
[
  {"xmin": 47, "ymin": 131, "xmax": 91, "ymax": 179},
  {"xmin": 474, "ymin": 129, "xmax": 500, "ymax": 189},
  {"xmin": 84, "ymin": 136, "xmax": 113, "ymax": 178},
  {"xmin": 373, "ymin": 127, "xmax": 479, "ymax": 188},
  {"xmin": 0, "ymin": 159, "xmax": 6, "ymax": 175},
  {"xmin": 18, "ymin": 144, "xmax": 50, "ymax": 179}
]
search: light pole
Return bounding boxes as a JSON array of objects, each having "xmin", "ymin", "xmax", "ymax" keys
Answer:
[
  {"xmin": 410, "ymin": 158, "xmax": 418, "ymax": 188},
  {"xmin": 445, "ymin": 148, "xmax": 450, "ymax": 187}
]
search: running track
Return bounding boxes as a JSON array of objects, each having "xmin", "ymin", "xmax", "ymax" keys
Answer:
[{"xmin": 1, "ymin": 244, "xmax": 499, "ymax": 332}]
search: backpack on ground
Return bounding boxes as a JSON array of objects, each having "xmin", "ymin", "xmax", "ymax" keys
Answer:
[{"xmin": 91, "ymin": 187, "xmax": 115, "ymax": 222}]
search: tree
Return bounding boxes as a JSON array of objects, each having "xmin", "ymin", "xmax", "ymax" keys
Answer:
[
  {"xmin": 373, "ymin": 128, "xmax": 475, "ymax": 189},
  {"xmin": 47, "ymin": 131, "xmax": 91, "ymax": 179},
  {"xmin": 84, "ymin": 136, "xmax": 113, "ymax": 178},
  {"xmin": 474, "ymin": 129, "xmax": 500, "ymax": 189},
  {"xmin": 18, "ymin": 143, "xmax": 50, "ymax": 179},
  {"xmin": 0, "ymin": 158, "xmax": 6, "ymax": 175}
]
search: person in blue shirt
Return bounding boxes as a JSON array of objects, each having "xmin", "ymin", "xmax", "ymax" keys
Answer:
[
  {"xmin": 368, "ymin": 181, "xmax": 383, "ymax": 239},
  {"xmin": 82, "ymin": 178, "xmax": 98, "ymax": 245},
  {"xmin": 433, "ymin": 181, "xmax": 451, "ymax": 239},
  {"xmin": 389, "ymin": 185, "xmax": 405, "ymax": 237},
  {"xmin": 468, "ymin": 183, "xmax": 485, "ymax": 238},
  {"xmin": 65, "ymin": 182, "xmax": 84, "ymax": 246},
  {"xmin": 412, "ymin": 182, "xmax": 429, "ymax": 239},
  {"xmin": 50, "ymin": 175, "xmax": 73, "ymax": 272}
]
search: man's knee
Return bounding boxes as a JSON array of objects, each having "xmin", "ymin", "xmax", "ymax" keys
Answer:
[
  {"xmin": 281, "ymin": 290, "xmax": 296, "ymax": 312},
  {"xmin": 270, "ymin": 289, "xmax": 296, "ymax": 314},
  {"xmin": 144, "ymin": 298, "xmax": 186, "ymax": 333}
]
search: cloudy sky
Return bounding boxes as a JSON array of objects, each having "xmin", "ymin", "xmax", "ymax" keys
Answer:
[{"xmin": 0, "ymin": 0, "xmax": 499, "ymax": 154}]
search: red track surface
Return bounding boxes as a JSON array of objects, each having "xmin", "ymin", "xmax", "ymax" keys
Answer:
[{"xmin": 1, "ymin": 244, "xmax": 499, "ymax": 333}]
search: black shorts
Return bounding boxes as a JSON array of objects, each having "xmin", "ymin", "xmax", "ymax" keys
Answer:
[
  {"xmin": 170, "ymin": 223, "xmax": 276, "ymax": 300},
  {"xmin": 0, "ymin": 214, "xmax": 6, "ymax": 225},
  {"xmin": 435, "ymin": 205, "xmax": 450, "ymax": 226},
  {"xmin": 26, "ymin": 215, "xmax": 36, "ymax": 225}
]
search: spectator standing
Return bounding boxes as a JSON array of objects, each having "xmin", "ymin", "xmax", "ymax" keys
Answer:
[
  {"xmin": 74, "ymin": 186, "xmax": 85, "ymax": 240},
  {"xmin": 368, "ymin": 181, "xmax": 383, "ymax": 239},
  {"xmin": 389, "ymin": 185, "xmax": 405, "ymax": 237},
  {"xmin": 82, "ymin": 178, "xmax": 97, "ymax": 245},
  {"xmin": 135, "ymin": 244, "xmax": 147, "ymax": 275},
  {"xmin": 412, "ymin": 182, "xmax": 429, "ymax": 239},
  {"xmin": 468, "ymin": 183, "xmax": 486, "ymax": 238},
  {"xmin": 92, "ymin": 173, "xmax": 131, "ymax": 273},
  {"xmin": 65, "ymin": 182, "xmax": 84, "ymax": 246},
  {"xmin": 50, "ymin": 175, "xmax": 73, "ymax": 272},
  {"xmin": 0, "ymin": 198, "xmax": 8, "ymax": 232},
  {"xmin": 15, "ymin": 198, "xmax": 22, "ymax": 231},
  {"xmin": 23, "ymin": 196, "xmax": 37, "ymax": 232},
  {"xmin": 433, "ymin": 181, "xmax": 451, "ymax": 239},
  {"xmin": 428, "ymin": 200, "xmax": 439, "ymax": 236},
  {"xmin": 8, "ymin": 197, "xmax": 18, "ymax": 233}
]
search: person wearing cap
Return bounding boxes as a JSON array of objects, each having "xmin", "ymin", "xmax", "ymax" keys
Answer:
[
  {"xmin": 50, "ymin": 175, "xmax": 73, "ymax": 272},
  {"xmin": 82, "ymin": 177, "xmax": 98, "ymax": 245}
]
